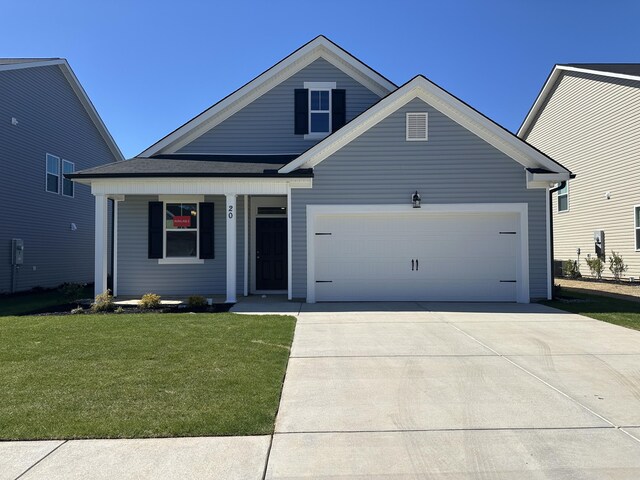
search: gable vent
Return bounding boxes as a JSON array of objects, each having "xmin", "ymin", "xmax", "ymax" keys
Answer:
[{"xmin": 406, "ymin": 112, "xmax": 428, "ymax": 141}]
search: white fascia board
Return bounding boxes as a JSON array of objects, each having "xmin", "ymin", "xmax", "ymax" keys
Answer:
[
  {"xmin": 281, "ymin": 76, "xmax": 570, "ymax": 176},
  {"xmin": 88, "ymin": 177, "xmax": 312, "ymax": 195},
  {"xmin": 0, "ymin": 59, "xmax": 124, "ymax": 161},
  {"xmin": 518, "ymin": 65, "xmax": 640, "ymax": 139},
  {"xmin": 526, "ymin": 170, "xmax": 570, "ymax": 190},
  {"xmin": 139, "ymin": 37, "xmax": 396, "ymax": 157}
]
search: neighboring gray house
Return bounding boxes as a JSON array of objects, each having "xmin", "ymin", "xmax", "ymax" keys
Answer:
[
  {"xmin": 70, "ymin": 36, "xmax": 570, "ymax": 303},
  {"xmin": 519, "ymin": 64, "xmax": 640, "ymax": 279},
  {"xmin": 1, "ymin": 58, "xmax": 123, "ymax": 294}
]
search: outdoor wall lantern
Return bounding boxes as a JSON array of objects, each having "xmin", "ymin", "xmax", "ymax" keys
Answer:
[{"xmin": 412, "ymin": 191, "xmax": 421, "ymax": 208}]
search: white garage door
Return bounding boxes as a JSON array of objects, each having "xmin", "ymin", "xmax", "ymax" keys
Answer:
[{"xmin": 311, "ymin": 210, "xmax": 523, "ymax": 302}]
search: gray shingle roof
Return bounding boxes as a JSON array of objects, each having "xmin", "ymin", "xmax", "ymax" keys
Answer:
[
  {"xmin": 564, "ymin": 64, "xmax": 640, "ymax": 77},
  {"xmin": 0, "ymin": 58, "xmax": 60, "ymax": 65},
  {"xmin": 68, "ymin": 154, "xmax": 312, "ymax": 179}
]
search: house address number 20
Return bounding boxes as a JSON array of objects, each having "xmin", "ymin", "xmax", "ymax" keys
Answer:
[{"xmin": 228, "ymin": 205, "xmax": 234, "ymax": 219}]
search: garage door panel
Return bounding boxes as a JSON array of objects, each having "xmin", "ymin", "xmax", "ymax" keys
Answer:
[{"xmin": 312, "ymin": 210, "xmax": 522, "ymax": 303}]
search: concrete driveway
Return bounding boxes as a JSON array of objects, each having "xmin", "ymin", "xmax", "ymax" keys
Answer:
[{"xmin": 266, "ymin": 302, "xmax": 640, "ymax": 479}]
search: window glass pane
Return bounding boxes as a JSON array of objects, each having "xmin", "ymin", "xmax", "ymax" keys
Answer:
[
  {"xmin": 166, "ymin": 231, "xmax": 197, "ymax": 257},
  {"xmin": 310, "ymin": 90, "xmax": 320, "ymax": 110},
  {"xmin": 636, "ymin": 207, "xmax": 640, "ymax": 228},
  {"xmin": 166, "ymin": 203, "xmax": 197, "ymax": 229},
  {"xmin": 310, "ymin": 112, "xmax": 329, "ymax": 133},
  {"xmin": 47, "ymin": 173, "xmax": 59, "ymax": 193},
  {"xmin": 319, "ymin": 90, "xmax": 329, "ymax": 110},
  {"xmin": 558, "ymin": 183, "xmax": 568, "ymax": 195},
  {"xmin": 558, "ymin": 195, "xmax": 568, "ymax": 212},
  {"xmin": 47, "ymin": 155, "xmax": 59, "ymax": 175},
  {"xmin": 63, "ymin": 178, "xmax": 73, "ymax": 197},
  {"xmin": 636, "ymin": 229, "xmax": 640, "ymax": 250},
  {"xmin": 62, "ymin": 161, "xmax": 74, "ymax": 174}
]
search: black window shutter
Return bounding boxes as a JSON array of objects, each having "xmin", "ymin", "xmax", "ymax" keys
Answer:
[
  {"xmin": 332, "ymin": 89, "xmax": 346, "ymax": 132},
  {"xmin": 199, "ymin": 202, "xmax": 215, "ymax": 259},
  {"xmin": 148, "ymin": 201, "xmax": 163, "ymax": 259},
  {"xmin": 294, "ymin": 89, "xmax": 309, "ymax": 135}
]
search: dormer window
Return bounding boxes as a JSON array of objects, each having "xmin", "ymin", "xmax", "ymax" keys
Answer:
[{"xmin": 294, "ymin": 82, "xmax": 346, "ymax": 139}]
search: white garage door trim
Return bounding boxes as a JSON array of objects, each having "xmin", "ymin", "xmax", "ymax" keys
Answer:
[{"xmin": 306, "ymin": 203, "xmax": 530, "ymax": 304}]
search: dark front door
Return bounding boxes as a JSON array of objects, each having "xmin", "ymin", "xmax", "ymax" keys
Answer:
[{"xmin": 256, "ymin": 218, "xmax": 287, "ymax": 290}]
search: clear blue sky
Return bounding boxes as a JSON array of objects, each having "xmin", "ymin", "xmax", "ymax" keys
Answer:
[{"xmin": 3, "ymin": 0, "xmax": 638, "ymax": 158}]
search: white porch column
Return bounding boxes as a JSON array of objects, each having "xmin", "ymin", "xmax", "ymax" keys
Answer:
[
  {"xmin": 94, "ymin": 194, "xmax": 108, "ymax": 297},
  {"xmin": 226, "ymin": 194, "xmax": 237, "ymax": 303}
]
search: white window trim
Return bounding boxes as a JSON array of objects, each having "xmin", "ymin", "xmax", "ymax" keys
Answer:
[
  {"xmin": 159, "ymin": 196, "xmax": 205, "ymax": 264},
  {"xmin": 62, "ymin": 159, "xmax": 75, "ymax": 198},
  {"xmin": 405, "ymin": 112, "xmax": 428, "ymax": 141},
  {"xmin": 635, "ymin": 205, "xmax": 640, "ymax": 252},
  {"xmin": 304, "ymin": 82, "xmax": 335, "ymax": 140},
  {"xmin": 45, "ymin": 153, "xmax": 60, "ymax": 194},
  {"xmin": 557, "ymin": 182, "xmax": 569, "ymax": 213}
]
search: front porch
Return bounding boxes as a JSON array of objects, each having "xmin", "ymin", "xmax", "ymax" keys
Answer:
[{"xmin": 90, "ymin": 175, "xmax": 311, "ymax": 303}]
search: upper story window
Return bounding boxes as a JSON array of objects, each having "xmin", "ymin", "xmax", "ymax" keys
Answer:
[
  {"xmin": 635, "ymin": 206, "xmax": 640, "ymax": 250},
  {"xmin": 46, "ymin": 154, "xmax": 60, "ymax": 193},
  {"xmin": 557, "ymin": 182, "xmax": 569, "ymax": 212},
  {"xmin": 294, "ymin": 82, "xmax": 345, "ymax": 139},
  {"xmin": 62, "ymin": 160, "xmax": 75, "ymax": 197},
  {"xmin": 309, "ymin": 89, "xmax": 331, "ymax": 134}
]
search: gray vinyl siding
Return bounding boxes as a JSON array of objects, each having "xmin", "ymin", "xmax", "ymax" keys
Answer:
[
  {"xmin": 177, "ymin": 58, "xmax": 381, "ymax": 154},
  {"xmin": 116, "ymin": 195, "xmax": 245, "ymax": 296},
  {"xmin": 0, "ymin": 65, "xmax": 118, "ymax": 293},
  {"xmin": 522, "ymin": 72, "xmax": 640, "ymax": 278},
  {"xmin": 291, "ymin": 97, "xmax": 548, "ymax": 300}
]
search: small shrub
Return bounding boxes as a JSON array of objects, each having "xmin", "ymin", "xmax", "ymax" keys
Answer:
[
  {"xmin": 139, "ymin": 293, "xmax": 162, "ymax": 309},
  {"xmin": 114, "ymin": 306, "xmax": 125, "ymax": 314},
  {"xmin": 563, "ymin": 260, "xmax": 581, "ymax": 279},
  {"xmin": 70, "ymin": 306, "xmax": 84, "ymax": 315},
  {"xmin": 609, "ymin": 251, "xmax": 628, "ymax": 281},
  {"xmin": 91, "ymin": 290, "xmax": 115, "ymax": 313},
  {"xmin": 188, "ymin": 295, "xmax": 207, "ymax": 308},
  {"xmin": 585, "ymin": 255, "xmax": 604, "ymax": 279}
]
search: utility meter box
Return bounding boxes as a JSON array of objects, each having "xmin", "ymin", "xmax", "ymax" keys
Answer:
[
  {"xmin": 12, "ymin": 238, "xmax": 24, "ymax": 265},
  {"xmin": 594, "ymin": 230, "xmax": 605, "ymax": 259}
]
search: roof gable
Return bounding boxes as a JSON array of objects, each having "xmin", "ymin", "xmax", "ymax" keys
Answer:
[
  {"xmin": 139, "ymin": 36, "xmax": 397, "ymax": 157},
  {"xmin": 518, "ymin": 64, "xmax": 640, "ymax": 138},
  {"xmin": 280, "ymin": 75, "xmax": 570, "ymax": 178},
  {"xmin": 0, "ymin": 59, "xmax": 124, "ymax": 161}
]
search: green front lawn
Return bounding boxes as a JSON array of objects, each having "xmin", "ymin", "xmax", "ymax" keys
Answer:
[
  {"xmin": 544, "ymin": 289, "xmax": 640, "ymax": 331},
  {"xmin": 0, "ymin": 313, "xmax": 295, "ymax": 440}
]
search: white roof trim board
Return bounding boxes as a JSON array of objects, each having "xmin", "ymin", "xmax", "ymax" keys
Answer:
[
  {"xmin": 139, "ymin": 36, "xmax": 397, "ymax": 157},
  {"xmin": 0, "ymin": 59, "xmax": 124, "ymax": 162},
  {"xmin": 518, "ymin": 64, "xmax": 640, "ymax": 138},
  {"xmin": 280, "ymin": 75, "xmax": 570, "ymax": 178}
]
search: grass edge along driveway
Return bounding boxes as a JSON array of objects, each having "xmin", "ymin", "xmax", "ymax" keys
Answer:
[
  {"xmin": 543, "ymin": 288, "xmax": 640, "ymax": 331},
  {"xmin": 0, "ymin": 313, "xmax": 295, "ymax": 440}
]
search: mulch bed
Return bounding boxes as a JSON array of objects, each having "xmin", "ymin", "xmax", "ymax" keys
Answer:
[{"xmin": 23, "ymin": 303, "xmax": 234, "ymax": 316}]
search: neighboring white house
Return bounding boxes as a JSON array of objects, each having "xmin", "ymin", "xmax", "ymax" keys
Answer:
[
  {"xmin": 69, "ymin": 36, "xmax": 570, "ymax": 303},
  {"xmin": 0, "ymin": 59, "xmax": 123, "ymax": 293},
  {"xmin": 519, "ymin": 64, "xmax": 640, "ymax": 279}
]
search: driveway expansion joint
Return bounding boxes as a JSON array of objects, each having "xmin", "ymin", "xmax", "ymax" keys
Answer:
[{"xmin": 14, "ymin": 440, "xmax": 68, "ymax": 480}]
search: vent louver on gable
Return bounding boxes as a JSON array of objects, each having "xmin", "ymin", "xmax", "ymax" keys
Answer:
[{"xmin": 406, "ymin": 112, "xmax": 428, "ymax": 141}]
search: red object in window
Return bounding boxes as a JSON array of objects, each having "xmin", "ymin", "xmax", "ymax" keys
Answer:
[{"xmin": 173, "ymin": 216, "xmax": 191, "ymax": 228}]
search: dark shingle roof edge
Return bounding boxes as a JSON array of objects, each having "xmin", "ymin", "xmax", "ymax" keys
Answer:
[
  {"xmin": 67, "ymin": 155, "xmax": 313, "ymax": 179},
  {"xmin": 562, "ymin": 63, "xmax": 640, "ymax": 78}
]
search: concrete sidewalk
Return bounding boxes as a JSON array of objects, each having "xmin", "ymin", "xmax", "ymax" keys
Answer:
[{"xmin": 5, "ymin": 302, "xmax": 640, "ymax": 479}]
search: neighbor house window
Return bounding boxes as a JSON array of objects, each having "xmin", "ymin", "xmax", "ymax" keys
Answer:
[
  {"xmin": 165, "ymin": 203, "xmax": 198, "ymax": 257},
  {"xmin": 558, "ymin": 183, "xmax": 569, "ymax": 212},
  {"xmin": 62, "ymin": 160, "xmax": 74, "ymax": 197},
  {"xmin": 46, "ymin": 154, "xmax": 60, "ymax": 193},
  {"xmin": 635, "ymin": 206, "xmax": 640, "ymax": 250},
  {"xmin": 309, "ymin": 89, "xmax": 331, "ymax": 134}
]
